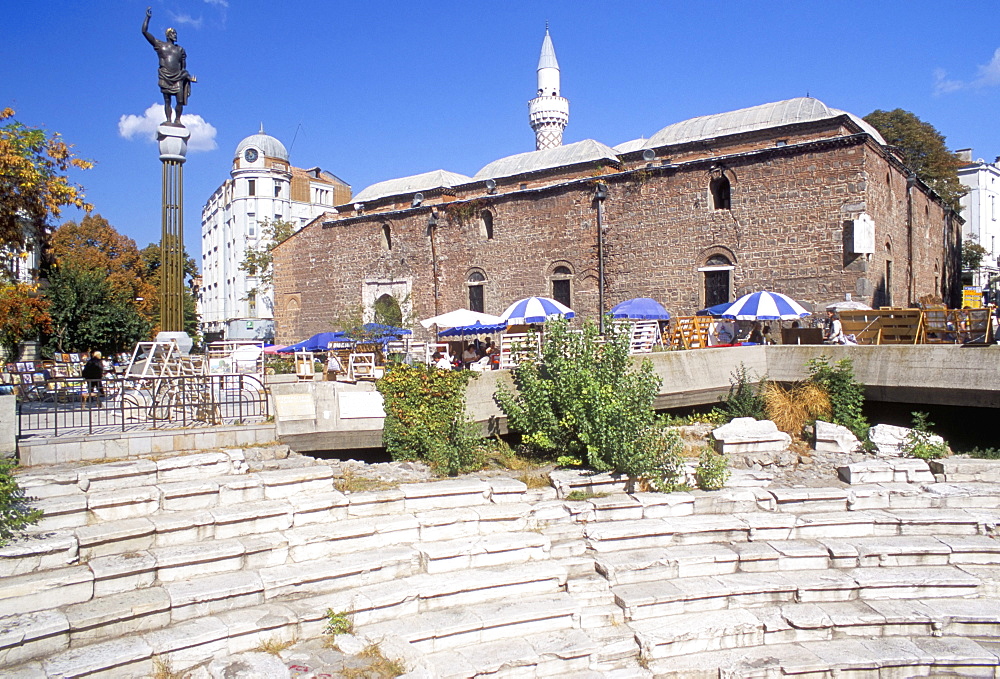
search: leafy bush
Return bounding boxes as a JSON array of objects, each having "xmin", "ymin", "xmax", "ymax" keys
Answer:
[
  {"xmin": 323, "ymin": 609, "xmax": 353, "ymax": 635},
  {"xmin": 713, "ymin": 364, "xmax": 767, "ymax": 421},
  {"xmin": 806, "ymin": 356, "xmax": 868, "ymax": 440},
  {"xmin": 966, "ymin": 447, "xmax": 1000, "ymax": 459},
  {"xmin": 695, "ymin": 447, "xmax": 730, "ymax": 490},
  {"xmin": 495, "ymin": 319, "xmax": 662, "ymax": 485},
  {"xmin": 376, "ymin": 363, "xmax": 482, "ymax": 475},
  {"xmin": 644, "ymin": 427, "xmax": 689, "ymax": 492},
  {"xmin": 903, "ymin": 411, "xmax": 948, "ymax": 460},
  {"xmin": 0, "ymin": 459, "xmax": 42, "ymax": 546}
]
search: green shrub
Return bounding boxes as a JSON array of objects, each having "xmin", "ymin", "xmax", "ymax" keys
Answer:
[
  {"xmin": 376, "ymin": 363, "xmax": 482, "ymax": 475},
  {"xmin": 713, "ymin": 364, "xmax": 766, "ymax": 421},
  {"xmin": 323, "ymin": 609, "xmax": 353, "ymax": 636},
  {"xmin": 0, "ymin": 459, "xmax": 42, "ymax": 547},
  {"xmin": 903, "ymin": 411, "xmax": 948, "ymax": 460},
  {"xmin": 806, "ymin": 356, "xmax": 868, "ymax": 440},
  {"xmin": 966, "ymin": 447, "xmax": 1000, "ymax": 459},
  {"xmin": 644, "ymin": 427, "xmax": 690, "ymax": 493},
  {"xmin": 495, "ymin": 319, "xmax": 662, "ymax": 487},
  {"xmin": 694, "ymin": 447, "xmax": 730, "ymax": 490}
]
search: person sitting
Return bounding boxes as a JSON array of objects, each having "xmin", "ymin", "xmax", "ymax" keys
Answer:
[
  {"xmin": 462, "ymin": 342, "xmax": 480, "ymax": 367},
  {"xmin": 825, "ymin": 311, "xmax": 855, "ymax": 344},
  {"xmin": 748, "ymin": 322, "xmax": 764, "ymax": 344},
  {"xmin": 431, "ymin": 351, "xmax": 451, "ymax": 370},
  {"xmin": 82, "ymin": 351, "xmax": 105, "ymax": 405}
]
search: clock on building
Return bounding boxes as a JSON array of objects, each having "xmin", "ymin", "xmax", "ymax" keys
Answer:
[{"xmin": 244, "ymin": 148, "xmax": 259, "ymax": 163}]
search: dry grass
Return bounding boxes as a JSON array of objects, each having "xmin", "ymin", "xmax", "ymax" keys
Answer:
[
  {"xmin": 151, "ymin": 656, "xmax": 183, "ymax": 679},
  {"xmin": 518, "ymin": 470, "xmax": 552, "ymax": 489},
  {"xmin": 334, "ymin": 469, "xmax": 397, "ymax": 493},
  {"xmin": 336, "ymin": 642, "xmax": 406, "ymax": 678},
  {"xmin": 763, "ymin": 382, "xmax": 831, "ymax": 437},
  {"xmin": 254, "ymin": 636, "xmax": 294, "ymax": 655}
]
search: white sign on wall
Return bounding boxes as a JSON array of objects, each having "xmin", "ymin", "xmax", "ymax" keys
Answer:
[{"xmin": 851, "ymin": 213, "xmax": 875, "ymax": 254}]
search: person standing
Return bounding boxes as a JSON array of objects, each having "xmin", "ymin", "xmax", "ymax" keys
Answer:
[{"xmin": 82, "ymin": 351, "xmax": 105, "ymax": 405}]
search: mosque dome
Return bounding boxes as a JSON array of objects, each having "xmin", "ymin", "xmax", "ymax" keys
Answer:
[{"xmin": 235, "ymin": 125, "xmax": 289, "ymax": 161}]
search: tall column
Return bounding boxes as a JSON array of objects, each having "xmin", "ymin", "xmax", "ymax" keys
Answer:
[{"xmin": 157, "ymin": 124, "xmax": 190, "ymax": 338}]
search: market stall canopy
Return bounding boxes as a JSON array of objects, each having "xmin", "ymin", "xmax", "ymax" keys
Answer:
[
  {"xmin": 420, "ymin": 308, "xmax": 505, "ymax": 329},
  {"xmin": 438, "ymin": 320, "xmax": 507, "ymax": 337},
  {"xmin": 499, "ymin": 296, "xmax": 575, "ymax": 325},
  {"xmin": 826, "ymin": 299, "xmax": 872, "ymax": 311},
  {"xmin": 721, "ymin": 291, "xmax": 811, "ymax": 321},
  {"xmin": 263, "ymin": 344, "xmax": 287, "ymax": 355},
  {"xmin": 277, "ymin": 332, "xmax": 348, "ymax": 353},
  {"xmin": 610, "ymin": 297, "xmax": 671, "ymax": 320}
]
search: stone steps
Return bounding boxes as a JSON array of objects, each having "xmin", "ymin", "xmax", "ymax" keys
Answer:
[
  {"xmin": 631, "ymin": 597, "xmax": 1000, "ymax": 661},
  {"xmin": 646, "ymin": 635, "xmax": 1000, "ymax": 678}
]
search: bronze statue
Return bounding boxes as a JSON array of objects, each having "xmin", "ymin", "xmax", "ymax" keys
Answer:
[{"xmin": 142, "ymin": 7, "xmax": 195, "ymax": 125}]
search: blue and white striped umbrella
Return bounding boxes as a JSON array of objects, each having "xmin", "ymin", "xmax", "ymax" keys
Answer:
[
  {"xmin": 499, "ymin": 296, "xmax": 575, "ymax": 325},
  {"xmin": 721, "ymin": 291, "xmax": 811, "ymax": 321}
]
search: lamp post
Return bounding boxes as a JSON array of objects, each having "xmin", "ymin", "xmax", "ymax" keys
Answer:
[{"xmin": 594, "ymin": 182, "xmax": 608, "ymax": 334}]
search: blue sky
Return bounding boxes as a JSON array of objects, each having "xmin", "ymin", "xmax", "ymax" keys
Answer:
[{"xmin": 3, "ymin": 1, "xmax": 998, "ymax": 262}]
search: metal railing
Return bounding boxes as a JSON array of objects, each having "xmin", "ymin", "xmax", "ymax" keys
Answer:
[{"xmin": 16, "ymin": 373, "xmax": 270, "ymax": 438}]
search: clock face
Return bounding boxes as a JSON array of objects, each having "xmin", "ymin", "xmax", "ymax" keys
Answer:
[{"xmin": 244, "ymin": 148, "xmax": 258, "ymax": 163}]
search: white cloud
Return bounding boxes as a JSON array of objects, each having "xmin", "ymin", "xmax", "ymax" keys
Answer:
[
  {"xmin": 205, "ymin": 0, "xmax": 228, "ymax": 6},
  {"xmin": 118, "ymin": 103, "xmax": 218, "ymax": 152},
  {"xmin": 934, "ymin": 47, "xmax": 1000, "ymax": 95},
  {"xmin": 168, "ymin": 12, "xmax": 203, "ymax": 29}
]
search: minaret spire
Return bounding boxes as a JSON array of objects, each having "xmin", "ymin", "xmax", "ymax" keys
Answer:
[{"xmin": 528, "ymin": 26, "xmax": 569, "ymax": 150}]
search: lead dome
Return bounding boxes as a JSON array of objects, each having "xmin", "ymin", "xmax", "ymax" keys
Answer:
[{"xmin": 235, "ymin": 125, "xmax": 289, "ymax": 162}]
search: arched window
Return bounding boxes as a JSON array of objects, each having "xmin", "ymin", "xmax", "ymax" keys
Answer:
[
  {"xmin": 551, "ymin": 265, "xmax": 573, "ymax": 309},
  {"xmin": 374, "ymin": 293, "xmax": 402, "ymax": 327},
  {"xmin": 480, "ymin": 210, "xmax": 494, "ymax": 240},
  {"xmin": 700, "ymin": 253, "xmax": 733, "ymax": 307},
  {"xmin": 883, "ymin": 242, "xmax": 893, "ymax": 308},
  {"xmin": 467, "ymin": 270, "xmax": 486, "ymax": 313},
  {"xmin": 380, "ymin": 224, "xmax": 392, "ymax": 251},
  {"xmin": 710, "ymin": 176, "xmax": 731, "ymax": 210}
]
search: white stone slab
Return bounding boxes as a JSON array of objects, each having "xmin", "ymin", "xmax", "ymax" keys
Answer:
[
  {"xmin": 712, "ymin": 417, "xmax": 791, "ymax": 454},
  {"xmin": 64, "ymin": 587, "xmax": 170, "ymax": 643},
  {"xmin": 88, "ymin": 550, "xmax": 157, "ymax": 597},
  {"xmin": 814, "ymin": 420, "xmax": 862, "ymax": 454},
  {"xmin": 287, "ymin": 489, "xmax": 349, "ymax": 526},
  {"xmin": 31, "ymin": 493, "xmax": 88, "ymax": 530},
  {"xmin": 76, "ymin": 517, "xmax": 156, "ymax": 559},
  {"xmin": 585, "ymin": 518, "xmax": 674, "ymax": 552},
  {"xmin": 631, "ymin": 492, "xmax": 695, "ymax": 518},
  {"xmin": 632, "ymin": 608, "xmax": 763, "ymax": 659},
  {"xmin": 346, "ymin": 488, "xmax": 406, "ymax": 517},
  {"xmin": 0, "ymin": 608, "xmax": 69, "ymax": 667},
  {"xmin": 153, "ymin": 539, "xmax": 246, "ymax": 582},
  {"xmin": 87, "ymin": 486, "xmax": 160, "ymax": 521},
  {"xmin": 273, "ymin": 393, "xmax": 315, "ymax": 421},
  {"xmin": 156, "ymin": 451, "xmax": 233, "ymax": 483},
  {"xmin": 486, "ymin": 477, "xmax": 527, "ymax": 503},
  {"xmin": 401, "ymin": 479, "xmax": 490, "ymax": 511},
  {"xmin": 165, "ymin": 570, "xmax": 265, "ymax": 621},
  {"xmin": 77, "ymin": 459, "xmax": 157, "ymax": 491},
  {"xmin": 259, "ymin": 545, "xmax": 419, "ymax": 599},
  {"xmin": 216, "ymin": 474, "xmax": 265, "ymax": 505},
  {"xmin": 143, "ymin": 616, "xmax": 230, "ymax": 672},
  {"xmin": 257, "ymin": 465, "xmax": 334, "ymax": 499},
  {"xmin": 216, "ymin": 604, "xmax": 297, "ymax": 655},
  {"xmin": 210, "ymin": 499, "xmax": 293, "ymax": 540},
  {"xmin": 339, "ymin": 391, "xmax": 386, "ymax": 419},
  {"xmin": 148, "ymin": 509, "xmax": 215, "ymax": 547},
  {"xmin": 159, "ymin": 479, "xmax": 221, "ymax": 511},
  {"xmin": 42, "ymin": 635, "xmax": 153, "ymax": 679},
  {"xmin": 0, "ymin": 532, "xmax": 78, "ymax": 578}
]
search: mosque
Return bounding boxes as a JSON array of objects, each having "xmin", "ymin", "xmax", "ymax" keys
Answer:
[{"xmin": 270, "ymin": 29, "xmax": 962, "ymax": 344}]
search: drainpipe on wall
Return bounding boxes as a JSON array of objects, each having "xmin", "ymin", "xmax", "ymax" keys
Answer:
[
  {"xmin": 595, "ymin": 182, "xmax": 608, "ymax": 334},
  {"xmin": 427, "ymin": 210, "xmax": 441, "ymax": 318},
  {"xmin": 906, "ymin": 173, "xmax": 916, "ymax": 305}
]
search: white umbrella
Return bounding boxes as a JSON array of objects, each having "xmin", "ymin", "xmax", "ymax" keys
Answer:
[
  {"xmin": 826, "ymin": 300, "xmax": 872, "ymax": 311},
  {"xmin": 420, "ymin": 308, "xmax": 505, "ymax": 330}
]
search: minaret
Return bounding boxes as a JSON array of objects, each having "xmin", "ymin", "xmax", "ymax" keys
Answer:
[{"xmin": 528, "ymin": 26, "xmax": 569, "ymax": 150}]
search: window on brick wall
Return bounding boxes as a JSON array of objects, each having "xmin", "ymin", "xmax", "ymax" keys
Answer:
[
  {"xmin": 551, "ymin": 265, "xmax": 572, "ymax": 309},
  {"xmin": 480, "ymin": 210, "xmax": 494, "ymax": 240},
  {"xmin": 700, "ymin": 254, "xmax": 733, "ymax": 308},
  {"xmin": 710, "ymin": 176, "xmax": 731, "ymax": 210},
  {"xmin": 381, "ymin": 224, "xmax": 392, "ymax": 251},
  {"xmin": 468, "ymin": 270, "xmax": 486, "ymax": 313}
]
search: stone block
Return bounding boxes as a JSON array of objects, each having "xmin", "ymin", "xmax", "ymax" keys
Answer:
[
  {"xmin": 152, "ymin": 538, "xmax": 246, "ymax": 582},
  {"xmin": 288, "ymin": 489, "xmax": 350, "ymax": 526},
  {"xmin": 0, "ymin": 565, "xmax": 94, "ymax": 614},
  {"xmin": 77, "ymin": 459, "xmax": 157, "ymax": 492},
  {"xmin": 670, "ymin": 514, "xmax": 750, "ymax": 545},
  {"xmin": 126, "ymin": 435, "xmax": 153, "ymax": 456},
  {"xmin": 632, "ymin": 608, "xmax": 763, "ymax": 659},
  {"xmin": 632, "ymin": 492, "xmax": 695, "ymax": 518},
  {"xmin": 217, "ymin": 474, "xmax": 265, "ymax": 505},
  {"xmin": 239, "ymin": 534, "xmax": 290, "ymax": 569},
  {"xmin": 585, "ymin": 518, "xmax": 674, "ymax": 552},
  {"xmin": 16, "ymin": 470, "xmax": 80, "ymax": 499},
  {"xmin": 588, "ymin": 494, "xmax": 644, "ymax": 522},
  {"xmin": 487, "ymin": 477, "xmax": 527, "ymax": 503},
  {"xmin": 216, "ymin": 604, "xmax": 297, "ymax": 655},
  {"xmin": 165, "ymin": 570, "xmax": 265, "ymax": 622},
  {"xmin": 712, "ymin": 417, "xmax": 791, "ymax": 455},
  {"xmin": 345, "ymin": 488, "xmax": 406, "ymax": 517},
  {"xmin": 929, "ymin": 458, "xmax": 1000, "ymax": 483},
  {"xmin": 259, "ymin": 545, "xmax": 419, "ymax": 599},
  {"xmin": 156, "ymin": 451, "xmax": 233, "ymax": 483},
  {"xmin": 738, "ymin": 512, "xmax": 797, "ymax": 541},
  {"xmin": 76, "ymin": 517, "xmax": 155, "ymax": 559},
  {"xmin": 852, "ymin": 565, "xmax": 981, "ymax": 599},
  {"xmin": 207, "ymin": 651, "xmax": 290, "ymax": 678},
  {"xmin": 401, "ymin": 479, "xmax": 490, "ymax": 512},
  {"xmin": 210, "ymin": 500, "xmax": 292, "ymax": 540},
  {"xmin": 888, "ymin": 508, "xmax": 982, "ymax": 536},
  {"xmin": 472, "ymin": 502, "xmax": 530, "ymax": 534},
  {"xmin": 258, "ymin": 465, "xmax": 334, "ymax": 499},
  {"xmin": 42, "ymin": 636, "xmax": 153, "ymax": 679},
  {"xmin": 64, "ymin": 587, "xmax": 171, "ymax": 643},
  {"xmin": 31, "ymin": 493, "xmax": 88, "ymax": 530},
  {"xmin": 814, "ymin": 420, "xmax": 862, "ymax": 454},
  {"xmin": 88, "ymin": 486, "xmax": 160, "ymax": 521},
  {"xmin": 415, "ymin": 508, "xmax": 480, "ymax": 542},
  {"xmin": 548, "ymin": 470, "xmax": 628, "ymax": 498},
  {"xmin": 888, "ymin": 458, "xmax": 935, "ymax": 483},
  {"xmin": 159, "ymin": 479, "xmax": 221, "ymax": 511},
  {"xmin": 0, "ymin": 609, "xmax": 70, "ymax": 667},
  {"xmin": 0, "ymin": 532, "xmax": 78, "ymax": 578},
  {"xmin": 770, "ymin": 487, "xmax": 849, "ymax": 513},
  {"xmin": 937, "ymin": 534, "xmax": 1000, "ymax": 565},
  {"xmin": 417, "ymin": 532, "xmax": 550, "ymax": 574},
  {"xmin": 88, "ymin": 551, "xmax": 157, "ymax": 597},
  {"xmin": 793, "ymin": 510, "xmax": 897, "ymax": 540},
  {"xmin": 144, "ymin": 616, "xmax": 230, "ymax": 672},
  {"xmin": 149, "ymin": 510, "xmax": 215, "ymax": 547},
  {"xmin": 285, "ymin": 514, "xmax": 418, "ymax": 562}
]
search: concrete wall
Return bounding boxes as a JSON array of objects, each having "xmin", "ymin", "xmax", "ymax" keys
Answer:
[{"xmin": 1, "ymin": 394, "xmax": 15, "ymax": 458}]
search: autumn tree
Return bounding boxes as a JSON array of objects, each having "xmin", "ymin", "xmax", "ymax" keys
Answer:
[
  {"xmin": 239, "ymin": 217, "xmax": 297, "ymax": 303},
  {"xmin": 863, "ymin": 109, "xmax": 967, "ymax": 210},
  {"xmin": 139, "ymin": 242, "xmax": 200, "ymax": 337},
  {"xmin": 50, "ymin": 214, "xmax": 156, "ymax": 321},
  {"xmin": 0, "ymin": 282, "xmax": 52, "ymax": 361},
  {"xmin": 0, "ymin": 108, "xmax": 92, "ymax": 252}
]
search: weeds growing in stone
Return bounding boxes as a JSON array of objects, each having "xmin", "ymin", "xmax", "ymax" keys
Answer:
[
  {"xmin": 254, "ymin": 636, "xmax": 294, "ymax": 655},
  {"xmin": 904, "ymin": 411, "xmax": 949, "ymax": 460},
  {"xmin": 323, "ymin": 609, "xmax": 354, "ymax": 636},
  {"xmin": 694, "ymin": 447, "xmax": 730, "ymax": 490}
]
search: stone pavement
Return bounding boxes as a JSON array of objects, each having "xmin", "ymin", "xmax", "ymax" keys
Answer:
[{"xmin": 2, "ymin": 441, "xmax": 999, "ymax": 678}]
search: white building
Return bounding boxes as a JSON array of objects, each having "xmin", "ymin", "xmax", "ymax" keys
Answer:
[
  {"xmin": 200, "ymin": 127, "xmax": 350, "ymax": 341},
  {"xmin": 957, "ymin": 149, "xmax": 1000, "ymax": 301}
]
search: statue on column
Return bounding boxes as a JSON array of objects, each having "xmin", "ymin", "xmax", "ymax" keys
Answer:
[{"xmin": 142, "ymin": 7, "xmax": 196, "ymax": 125}]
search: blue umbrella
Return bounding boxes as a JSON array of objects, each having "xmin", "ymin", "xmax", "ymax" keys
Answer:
[
  {"xmin": 697, "ymin": 301, "xmax": 733, "ymax": 316},
  {"xmin": 499, "ymin": 296, "xmax": 574, "ymax": 325},
  {"xmin": 277, "ymin": 331, "xmax": 350, "ymax": 353},
  {"xmin": 610, "ymin": 298, "xmax": 671, "ymax": 320},
  {"xmin": 721, "ymin": 291, "xmax": 811, "ymax": 321},
  {"xmin": 438, "ymin": 320, "xmax": 507, "ymax": 337}
]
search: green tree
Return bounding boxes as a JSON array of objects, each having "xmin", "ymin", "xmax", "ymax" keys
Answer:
[
  {"xmin": 139, "ymin": 242, "xmax": 200, "ymax": 337},
  {"xmin": 45, "ymin": 265, "xmax": 151, "ymax": 354},
  {"xmin": 962, "ymin": 237, "xmax": 989, "ymax": 271},
  {"xmin": 0, "ymin": 108, "xmax": 92, "ymax": 252},
  {"xmin": 239, "ymin": 218, "xmax": 296, "ymax": 302},
  {"xmin": 495, "ymin": 319, "xmax": 664, "ymax": 485},
  {"xmin": 863, "ymin": 109, "xmax": 967, "ymax": 210}
]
